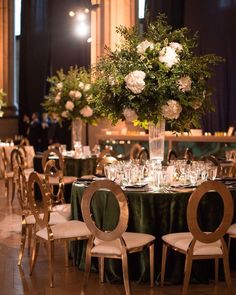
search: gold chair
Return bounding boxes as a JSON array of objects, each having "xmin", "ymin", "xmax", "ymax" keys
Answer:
[
  {"xmin": 17, "ymin": 166, "xmax": 73, "ymax": 266},
  {"xmin": 80, "ymin": 180, "xmax": 155, "ymax": 295},
  {"xmin": 129, "ymin": 143, "xmax": 143, "ymax": 160},
  {"xmin": 1, "ymin": 145, "xmax": 15, "ymax": 198},
  {"xmin": 44, "ymin": 159, "xmax": 71, "ymax": 220},
  {"xmin": 19, "ymin": 137, "xmax": 30, "ymax": 146},
  {"xmin": 96, "ymin": 153, "xmax": 117, "ymax": 176},
  {"xmin": 137, "ymin": 147, "xmax": 149, "ymax": 162},
  {"xmin": 10, "ymin": 148, "xmax": 25, "ymax": 204},
  {"xmin": 28, "ymin": 171, "xmax": 91, "ymax": 287},
  {"xmin": 42, "ymin": 148, "xmax": 77, "ymax": 187},
  {"xmin": 161, "ymin": 180, "xmax": 234, "ymax": 295}
]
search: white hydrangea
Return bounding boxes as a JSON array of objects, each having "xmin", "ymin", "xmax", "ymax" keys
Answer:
[
  {"xmin": 74, "ymin": 91, "xmax": 82, "ymax": 99},
  {"xmin": 80, "ymin": 105, "xmax": 93, "ymax": 117},
  {"xmin": 123, "ymin": 108, "xmax": 138, "ymax": 122},
  {"xmin": 161, "ymin": 100, "xmax": 182, "ymax": 119},
  {"xmin": 55, "ymin": 93, "xmax": 61, "ymax": 103},
  {"xmin": 124, "ymin": 70, "xmax": 146, "ymax": 94},
  {"xmin": 56, "ymin": 82, "xmax": 63, "ymax": 90},
  {"xmin": 159, "ymin": 46, "xmax": 179, "ymax": 68},
  {"xmin": 79, "ymin": 82, "xmax": 84, "ymax": 89},
  {"xmin": 178, "ymin": 76, "xmax": 192, "ymax": 92},
  {"xmin": 65, "ymin": 100, "xmax": 74, "ymax": 111},
  {"xmin": 169, "ymin": 42, "xmax": 183, "ymax": 53},
  {"xmin": 84, "ymin": 84, "xmax": 91, "ymax": 92},
  {"xmin": 137, "ymin": 40, "xmax": 154, "ymax": 55},
  {"xmin": 69, "ymin": 90, "xmax": 75, "ymax": 98}
]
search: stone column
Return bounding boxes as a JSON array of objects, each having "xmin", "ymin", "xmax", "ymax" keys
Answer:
[
  {"xmin": 0, "ymin": 0, "xmax": 17, "ymax": 117},
  {"xmin": 91, "ymin": 0, "xmax": 137, "ymax": 65}
]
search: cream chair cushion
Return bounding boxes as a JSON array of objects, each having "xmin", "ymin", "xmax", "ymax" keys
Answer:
[
  {"xmin": 25, "ymin": 211, "xmax": 70, "ymax": 225},
  {"xmin": 36, "ymin": 220, "xmax": 90, "ymax": 240},
  {"xmin": 52, "ymin": 203, "xmax": 71, "ymax": 220},
  {"xmin": 92, "ymin": 232, "xmax": 155, "ymax": 256},
  {"xmin": 227, "ymin": 223, "xmax": 236, "ymax": 235},
  {"xmin": 162, "ymin": 232, "xmax": 222, "ymax": 256}
]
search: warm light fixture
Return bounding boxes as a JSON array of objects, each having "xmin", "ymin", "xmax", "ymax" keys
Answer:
[{"xmin": 69, "ymin": 1, "xmax": 99, "ymax": 39}]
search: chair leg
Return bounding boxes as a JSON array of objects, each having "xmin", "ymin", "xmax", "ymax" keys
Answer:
[
  {"xmin": 182, "ymin": 255, "xmax": 192, "ymax": 295},
  {"xmin": 64, "ymin": 240, "xmax": 69, "ymax": 267},
  {"xmin": 221, "ymin": 239, "xmax": 233, "ymax": 294},
  {"xmin": 149, "ymin": 244, "xmax": 154, "ymax": 287},
  {"xmin": 18, "ymin": 223, "xmax": 27, "ymax": 266},
  {"xmin": 30, "ymin": 238, "xmax": 40, "ymax": 275},
  {"xmin": 228, "ymin": 236, "xmax": 231, "ymax": 254},
  {"xmin": 99, "ymin": 257, "xmax": 104, "ymax": 283},
  {"xmin": 81, "ymin": 247, "xmax": 92, "ymax": 295},
  {"xmin": 161, "ymin": 243, "xmax": 168, "ymax": 287},
  {"xmin": 121, "ymin": 253, "xmax": 131, "ymax": 295},
  {"xmin": 27, "ymin": 225, "xmax": 33, "ymax": 256},
  {"xmin": 48, "ymin": 240, "xmax": 55, "ymax": 288},
  {"xmin": 11, "ymin": 181, "xmax": 16, "ymax": 205},
  {"xmin": 215, "ymin": 258, "xmax": 219, "ymax": 283}
]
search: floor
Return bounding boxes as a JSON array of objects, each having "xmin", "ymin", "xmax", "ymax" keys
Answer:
[{"xmin": 0, "ymin": 179, "xmax": 235, "ymax": 295}]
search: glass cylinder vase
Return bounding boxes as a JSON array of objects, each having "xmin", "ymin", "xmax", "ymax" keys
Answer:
[
  {"xmin": 72, "ymin": 118, "xmax": 83, "ymax": 148},
  {"xmin": 148, "ymin": 119, "xmax": 165, "ymax": 163}
]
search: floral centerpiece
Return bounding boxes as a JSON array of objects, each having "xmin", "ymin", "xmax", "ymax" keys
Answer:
[
  {"xmin": 43, "ymin": 66, "xmax": 97, "ymax": 145},
  {"xmin": 91, "ymin": 14, "xmax": 223, "ymax": 132},
  {"xmin": 43, "ymin": 66, "xmax": 96, "ymax": 124},
  {"xmin": 0, "ymin": 88, "xmax": 7, "ymax": 117}
]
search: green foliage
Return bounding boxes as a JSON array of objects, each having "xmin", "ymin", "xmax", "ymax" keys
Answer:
[
  {"xmin": 0, "ymin": 88, "xmax": 7, "ymax": 117},
  {"xmin": 91, "ymin": 14, "xmax": 224, "ymax": 131}
]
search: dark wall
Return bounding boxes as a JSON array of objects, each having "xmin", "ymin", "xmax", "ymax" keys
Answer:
[{"xmin": 19, "ymin": 0, "xmax": 90, "ymax": 135}]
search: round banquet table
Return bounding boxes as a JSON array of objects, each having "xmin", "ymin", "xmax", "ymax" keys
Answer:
[
  {"xmin": 70, "ymin": 182, "xmax": 236, "ymax": 285},
  {"xmin": 33, "ymin": 154, "xmax": 97, "ymax": 177}
]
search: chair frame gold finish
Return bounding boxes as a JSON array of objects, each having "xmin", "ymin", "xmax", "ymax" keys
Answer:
[
  {"xmin": 42, "ymin": 148, "xmax": 64, "ymax": 173},
  {"xmin": 10, "ymin": 148, "xmax": 25, "ymax": 204},
  {"xmin": 17, "ymin": 165, "xmax": 35, "ymax": 266},
  {"xmin": 44, "ymin": 159, "xmax": 66, "ymax": 207},
  {"xmin": 80, "ymin": 180, "xmax": 155, "ymax": 295},
  {"xmin": 28, "ymin": 172, "xmax": 90, "ymax": 287},
  {"xmin": 1, "ymin": 145, "xmax": 16, "ymax": 198},
  {"xmin": 161, "ymin": 180, "xmax": 234, "ymax": 295}
]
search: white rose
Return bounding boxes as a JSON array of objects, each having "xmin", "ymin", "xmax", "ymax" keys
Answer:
[
  {"xmin": 137, "ymin": 40, "xmax": 154, "ymax": 55},
  {"xmin": 178, "ymin": 76, "xmax": 192, "ymax": 92},
  {"xmin": 57, "ymin": 82, "xmax": 63, "ymax": 90},
  {"xmin": 69, "ymin": 90, "xmax": 76, "ymax": 98},
  {"xmin": 79, "ymin": 82, "xmax": 84, "ymax": 89},
  {"xmin": 84, "ymin": 84, "xmax": 91, "ymax": 92},
  {"xmin": 123, "ymin": 108, "xmax": 138, "ymax": 122},
  {"xmin": 65, "ymin": 100, "xmax": 74, "ymax": 111},
  {"xmin": 159, "ymin": 46, "xmax": 179, "ymax": 68},
  {"xmin": 55, "ymin": 93, "xmax": 61, "ymax": 103},
  {"xmin": 124, "ymin": 70, "xmax": 146, "ymax": 94},
  {"xmin": 74, "ymin": 91, "xmax": 82, "ymax": 99},
  {"xmin": 169, "ymin": 42, "xmax": 183, "ymax": 53},
  {"xmin": 80, "ymin": 105, "xmax": 93, "ymax": 117},
  {"xmin": 61, "ymin": 111, "xmax": 69, "ymax": 118},
  {"xmin": 0, "ymin": 110, "xmax": 3, "ymax": 117},
  {"xmin": 161, "ymin": 100, "xmax": 182, "ymax": 120}
]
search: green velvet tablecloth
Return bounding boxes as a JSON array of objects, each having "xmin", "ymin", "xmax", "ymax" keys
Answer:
[
  {"xmin": 70, "ymin": 183, "xmax": 236, "ymax": 285},
  {"xmin": 33, "ymin": 154, "xmax": 97, "ymax": 176}
]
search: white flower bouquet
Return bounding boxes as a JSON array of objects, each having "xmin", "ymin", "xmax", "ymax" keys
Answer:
[
  {"xmin": 92, "ymin": 14, "xmax": 223, "ymax": 131},
  {"xmin": 43, "ymin": 66, "xmax": 97, "ymax": 124}
]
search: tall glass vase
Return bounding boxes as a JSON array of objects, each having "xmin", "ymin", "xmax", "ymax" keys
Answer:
[
  {"xmin": 148, "ymin": 119, "xmax": 165, "ymax": 163},
  {"xmin": 72, "ymin": 118, "xmax": 83, "ymax": 148}
]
